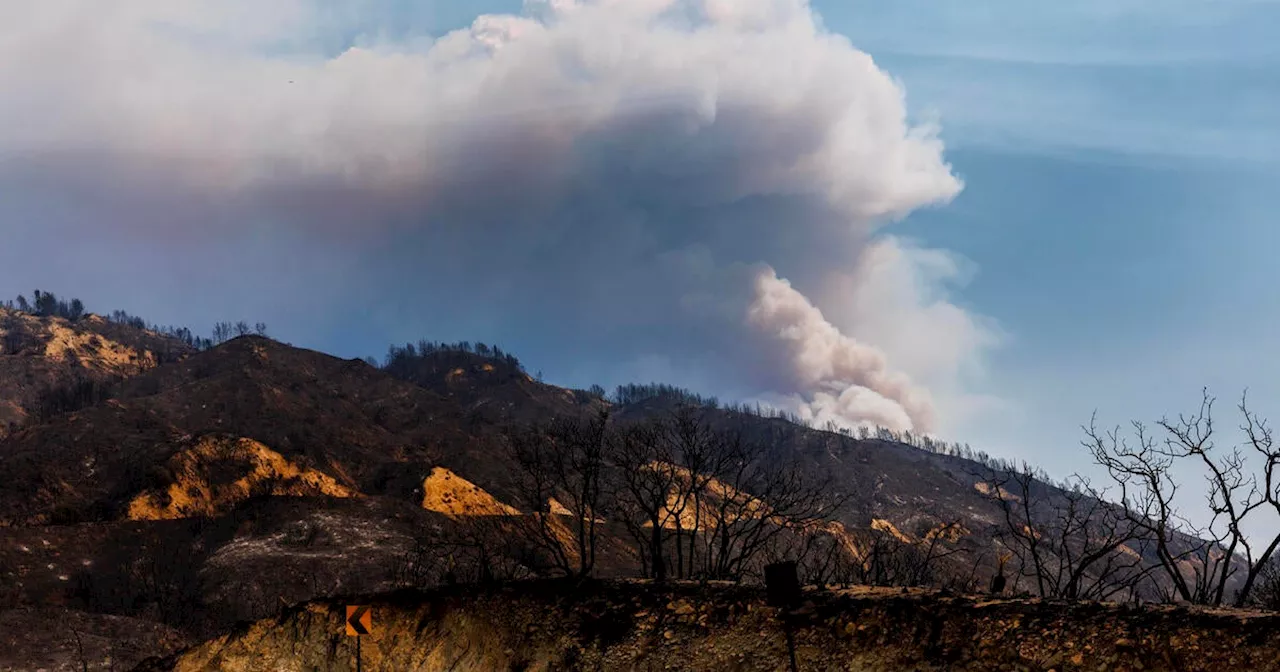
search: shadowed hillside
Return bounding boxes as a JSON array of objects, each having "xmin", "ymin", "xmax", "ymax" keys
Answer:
[
  {"xmin": 0, "ymin": 305, "xmax": 193, "ymax": 437},
  {"xmin": 0, "ymin": 336, "xmax": 487, "ymax": 526},
  {"xmin": 0, "ymin": 311, "xmax": 1269, "ymax": 670}
]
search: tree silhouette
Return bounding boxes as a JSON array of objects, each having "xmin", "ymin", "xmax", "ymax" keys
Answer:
[
  {"xmin": 211, "ymin": 322, "xmax": 233, "ymax": 345},
  {"xmin": 1084, "ymin": 389, "xmax": 1280, "ymax": 606},
  {"xmin": 507, "ymin": 409, "xmax": 612, "ymax": 579},
  {"xmin": 984, "ymin": 465, "xmax": 1156, "ymax": 601}
]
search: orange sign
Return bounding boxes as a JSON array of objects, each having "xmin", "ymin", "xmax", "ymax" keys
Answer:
[{"xmin": 346, "ymin": 605, "xmax": 372, "ymax": 636}]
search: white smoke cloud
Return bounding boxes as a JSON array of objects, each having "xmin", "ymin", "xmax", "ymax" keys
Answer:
[
  {"xmin": 817, "ymin": 237, "xmax": 1006, "ymax": 432},
  {"xmin": 747, "ymin": 266, "xmax": 935, "ymax": 431},
  {"xmin": 0, "ymin": 0, "xmax": 995, "ymax": 433},
  {"xmin": 0, "ymin": 0, "xmax": 959, "ymax": 216}
]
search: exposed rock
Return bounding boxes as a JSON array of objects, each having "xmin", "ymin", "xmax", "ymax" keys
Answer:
[
  {"xmin": 126, "ymin": 436, "xmax": 358, "ymax": 520},
  {"xmin": 420, "ymin": 466, "xmax": 520, "ymax": 517}
]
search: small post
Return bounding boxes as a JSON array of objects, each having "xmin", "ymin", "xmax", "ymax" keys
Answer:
[
  {"xmin": 764, "ymin": 561, "xmax": 801, "ymax": 672},
  {"xmin": 784, "ymin": 624, "xmax": 799, "ymax": 672}
]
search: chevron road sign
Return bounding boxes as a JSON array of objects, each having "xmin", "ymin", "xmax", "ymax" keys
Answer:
[{"xmin": 346, "ymin": 605, "xmax": 372, "ymax": 636}]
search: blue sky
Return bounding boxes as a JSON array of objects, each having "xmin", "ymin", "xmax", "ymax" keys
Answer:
[
  {"xmin": 815, "ymin": 0, "xmax": 1280, "ymax": 476},
  {"xmin": 2, "ymin": 0, "xmax": 1278, "ymax": 484}
]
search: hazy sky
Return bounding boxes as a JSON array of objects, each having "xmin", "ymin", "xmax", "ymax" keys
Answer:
[
  {"xmin": 825, "ymin": 0, "xmax": 1280, "ymax": 477},
  {"xmin": 1, "ymin": 0, "xmax": 1277, "ymax": 482}
]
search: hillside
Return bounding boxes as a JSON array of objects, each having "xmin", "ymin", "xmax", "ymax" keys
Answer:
[
  {"xmin": 0, "ymin": 315, "xmax": 1260, "ymax": 669},
  {"xmin": 0, "ymin": 607, "xmax": 188, "ymax": 672},
  {"xmin": 0, "ymin": 337, "xmax": 494, "ymax": 526},
  {"xmin": 0, "ymin": 333, "xmax": 1108, "ymax": 593},
  {"xmin": 0, "ymin": 307, "xmax": 192, "ymax": 437}
]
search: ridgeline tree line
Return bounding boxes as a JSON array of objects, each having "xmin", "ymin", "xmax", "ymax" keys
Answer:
[
  {"xmin": 4, "ymin": 290, "xmax": 270, "ymax": 422},
  {"xmin": 1, "ymin": 289, "xmax": 267, "ymax": 356},
  {"xmin": 381, "ymin": 339, "xmax": 526, "ymax": 377}
]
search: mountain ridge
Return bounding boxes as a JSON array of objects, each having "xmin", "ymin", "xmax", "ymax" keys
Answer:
[{"xmin": 0, "ymin": 304, "xmax": 1259, "ymax": 669}]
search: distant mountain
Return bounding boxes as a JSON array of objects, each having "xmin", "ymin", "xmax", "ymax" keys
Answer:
[{"xmin": 380, "ymin": 341, "xmax": 602, "ymax": 422}]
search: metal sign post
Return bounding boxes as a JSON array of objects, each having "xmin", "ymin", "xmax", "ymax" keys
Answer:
[
  {"xmin": 764, "ymin": 561, "xmax": 801, "ymax": 672},
  {"xmin": 346, "ymin": 605, "xmax": 373, "ymax": 672}
]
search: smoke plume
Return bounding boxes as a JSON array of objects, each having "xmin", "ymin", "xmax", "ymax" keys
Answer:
[{"xmin": 0, "ymin": 0, "xmax": 994, "ymax": 432}]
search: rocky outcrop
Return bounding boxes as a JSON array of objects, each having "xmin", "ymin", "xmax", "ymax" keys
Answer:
[
  {"xmin": 126, "ymin": 436, "xmax": 358, "ymax": 520},
  {"xmin": 420, "ymin": 467, "xmax": 520, "ymax": 517}
]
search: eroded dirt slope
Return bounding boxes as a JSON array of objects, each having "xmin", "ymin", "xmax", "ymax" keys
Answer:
[{"xmin": 138, "ymin": 582, "xmax": 1280, "ymax": 672}]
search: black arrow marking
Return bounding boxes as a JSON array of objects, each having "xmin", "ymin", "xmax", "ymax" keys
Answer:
[{"xmin": 348, "ymin": 605, "xmax": 370, "ymax": 635}]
